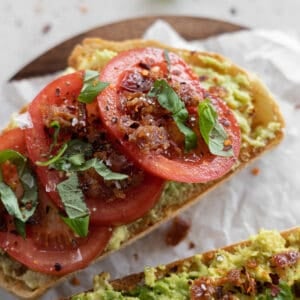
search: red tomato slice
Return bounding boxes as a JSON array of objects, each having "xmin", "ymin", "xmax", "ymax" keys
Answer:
[
  {"xmin": 25, "ymin": 72, "xmax": 84, "ymax": 209},
  {"xmin": 0, "ymin": 128, "xmax": 111, "ymax": 276},
  {"xmin": 0, "ymin": 188, "xmax": 112, "ymax": 276},
  {"xmin": 98, "ymin": 48, "xmax": 241, "ymax": 183},
  {"xmin": 0, "ymin": 128, "xmax": 26, "ymax": 152},
  {"xmin": 25, "ymin": 71, "xmax": 165, "ymax": 225}
]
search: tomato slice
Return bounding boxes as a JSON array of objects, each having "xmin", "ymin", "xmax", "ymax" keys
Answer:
[
  {"xmin": 98, "ymin": 48, "xmax": 241, "ymax": 183},
  {"xmin": 0, "ymin": 188, "xmax": 112, "ymax": 276},
  {"xmin": 0, "ymin": 128, "xmax": 112, "ymax": 276},
  {"xmin": 25, "ymin": 71, "xmax": 165, "ymax": 225},
  {"xmin": 25, "ymin": 72, "xmax": 84, "ymax": 209},
  {"xmin": 0, "ymin": 128, "xmax": 26, "ymax": 152}
]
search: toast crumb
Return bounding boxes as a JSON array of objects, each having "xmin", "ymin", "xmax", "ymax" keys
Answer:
[
  {"xmin": 251, "ymin": 167, "xmax": 260, "ymax": 176},
  {"xmin": 70, "ymin": 276, "xmax": 81, "ymax": 286},
  {"xmin": 188, "ymin": 241, "xmax": 196, "ymax": 249}
]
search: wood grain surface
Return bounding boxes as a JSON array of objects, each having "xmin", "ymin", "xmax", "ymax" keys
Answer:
[{"xmin": 10, "ymin": 16, "xmax": 244, "ymax": 80}]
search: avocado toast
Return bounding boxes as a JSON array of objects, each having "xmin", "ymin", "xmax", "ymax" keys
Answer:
[
  {"xmin": 0, "ymin": 38, "xmax": 284, "ymax": 299},
  {"xmin": 71, "ymin": 228, "xmax": 300, "ymax": 299}
]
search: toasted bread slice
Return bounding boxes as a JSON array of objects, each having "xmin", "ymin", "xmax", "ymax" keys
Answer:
[
  {"xmin": 70, "ymin": 227, "xmax": 300, "ymax": 299},
  {"xmin": 0, "ymin": 39, "xmax": 284, "ymax": 299}
]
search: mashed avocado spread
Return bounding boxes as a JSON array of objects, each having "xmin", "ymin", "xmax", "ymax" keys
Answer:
[{"xmin": 72, "ymin": 229, "xmax": 300, "ymax": 300}]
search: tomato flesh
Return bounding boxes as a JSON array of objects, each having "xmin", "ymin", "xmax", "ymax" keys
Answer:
[
  {"xmin": 98, "ymin": 48, "xmax": 241, "ymax": 183},
  {"xmin": 25, "ymin": 71, "xmax": 165, "ymax": 225},
  {"xmin": 0, "ymin": 128, "xmax": 112, "ymax": 276},
  {"xmin": 0, "ymin": 128, "xmax": 26, "ymax": 152},
  {"xmin": 0, "ymin": 188, "xmax": 112, "ymax": 275}
]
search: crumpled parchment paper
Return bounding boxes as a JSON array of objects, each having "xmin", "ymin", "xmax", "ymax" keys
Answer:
[{"xmin": 1, "ymin": 20, "xmax": 300, "ymax": 299}]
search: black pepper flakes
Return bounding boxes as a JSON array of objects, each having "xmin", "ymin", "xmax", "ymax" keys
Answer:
[
  {"xmin": 199, "ymin": 75, "xmax": 208, "ymax": 82},
  {"xmin": 138, "ymin": 62, "xmax": 151, "ymax": 70},
  {"xmin": 54, "ymin": 263, "xmax": 62, "ymax": 272},
  {"xmin": 0, "ymin": 217, "xmax": 7, "ymax": 232},
  {"xmin": 45, "ymin": 205, "xmax": 50, "ymax": 214},
  {"xmin": 55, "ymin": 87, "xmax": 61, "ymax": 97},
  {"xmin": 42, "ymin": 23, "xmax": 52, "ymax": 34}
]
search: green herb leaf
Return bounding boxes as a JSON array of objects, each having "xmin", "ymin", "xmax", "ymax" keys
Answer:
[
  {"xmin": 198, "ymin": 99, "xmax": 233, "ymax": 157},
  {"xmin": 48, "ymin": 120, "xmax": 60, "ymax": 153},
  {"xmin": 0, "ymin": 180, "xmax": 24, "ymax": 220},
  {"xmin": 83, "ymin": 70, "xmax": 99, "ymax": 82},
  {"xmin": 0, "ymin": 150, "xmax": 38, "ymax": 238},
  {"xmin": 258, "ymin": 281, "xmax": 294, "ymax": 300},
  {"xmin": 64, "ymin": 139, "xmax": 93, "ymax": 158},
  {"xmin": 51, "ymin": 139, "xmax": 128, "ymax": 180},
  {"xmin": 61, "ymin": 215, "xmax": 90, "ymax": 237},
  {"xmin": 57, "ymin": 173, "xmax": 90, "ymax": 237},
  {"xmin": 76, "ymin": 158, "xmax": 128, "ymax": 181},
  {"xmin": 78, "ymin": 70, "xmax": 109, "ymax": 104},
  {"xmin": 148, "ymin": 79, "xmax": 197, "ymax": 151},
  {"xmin": 14, "ymin": 218, "xmax": 26, "ymax": 239},
  {"xmin": 57, "ymin": 173, "xmax": 88, "ymax": 219},
  {"xmin": 36, "ymin": 143, "xmax": 68, "ymax": 167}
]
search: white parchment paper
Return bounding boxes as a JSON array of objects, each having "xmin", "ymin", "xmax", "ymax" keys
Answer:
[{"xmin": 1, "ymin": 20, "xmax": 300, "ymax": 299}]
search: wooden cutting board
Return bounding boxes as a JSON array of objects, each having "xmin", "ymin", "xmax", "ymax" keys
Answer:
[{"xmin": 10, "ymin": 15, "xmax": 244, "ymax": 80}]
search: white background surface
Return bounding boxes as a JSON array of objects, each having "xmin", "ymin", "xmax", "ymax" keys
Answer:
[
  {"xmin": 1, "ymin": 0, "xmax": 300, "ymax": 86},
  {"xmin": 1, "ymin": 1, "xmax": 300, "ymax": 299}
]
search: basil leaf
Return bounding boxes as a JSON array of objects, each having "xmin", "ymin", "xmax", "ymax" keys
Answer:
[
  {"xmin": 14, "ymin": 218, "xmax": 26, "ymax": 239},
  {"xmin": 148, "ymin": 79, "xmax": 197, "ymax": 151},
  {"xmin": 83, "ymin": 70, "xmax": 99, "ymax": 82},
  {"xmin": 0, "ymin": 150, "xmax": 26, "ymax": 173},
  {"xmin": 64, "ymin": 139, "xmax": 93, "ymax": 158},
  {"xmin": 78, "ymin": 70, "xmax": 109, "ymax": 104},
  {"xmin": 36, "ymin": 143, "xmax": 68, "ymax": 167},
  {"xmin": 61, "ymin": 215, "xmax": 89, "ymax": 237},
  {"xmin": 198, "ymin": 99, "xmax": 233, "ymax": 157},
  {"xmin": 48, "ymin": 120, "xmax": 60, "ymax": 153},
  {"xmin": 0, "ymin": 180, "xmax": 24, "ymax": 220},
  {"xmin": 0, "ymin": 150, "xmax": 38, "ymax": 238},
  {"xmin": 68, "ymin": 153, "xmax": 85, "ymax": 166},
  {"xmin": 259, "ymin": 281, "xmax": 294, "ymax": 300},
  {"xmin": 77, "ymin": 158, "xmax": 128, "ymax": 181},
  {"xmin": 57, "ymin": 173, "xmax": 88, "ymax": 219},
  {"xmin": 51, "ymin": 139, "xmax": 128, "ymax": 180}
]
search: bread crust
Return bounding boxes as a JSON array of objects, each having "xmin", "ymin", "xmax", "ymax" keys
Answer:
[
  {"xmin": 0, "ymin": 38, "xmax": 284, "ymax": 299},
  {"xmin": 109, "ymin": 227, "xmax": 300, "ymax": 293}
]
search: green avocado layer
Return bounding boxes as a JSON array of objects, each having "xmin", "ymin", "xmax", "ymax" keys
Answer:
[{"xmin": 72, "ymin": 229, "xmax": 300, "ymax": 300}]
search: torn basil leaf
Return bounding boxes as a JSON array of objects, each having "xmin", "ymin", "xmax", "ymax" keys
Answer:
[
  {"xmin": 57, "ymin": 173, "xmax": 89, "ymax": 237},
  {"xmin": 61, "ymin": 215, "xmax": 90, "ymax": 238},
  {"xmin": 0, "ymin": 150, "xmax": 38, "ymax": 238},
  {"xmin": 57, "ymin": 173, "xmax": 88, "ymax": 219},
  {"xmin": 76, "ymin": 158, "xmax": 128, "ymax": 181},
  {"xmin": 51, "ymin": 139, "xmax": 128, "ymax": 180},
  {"xmin": 261, "ymin": 281, "xmax": 293, "ymax": 300},
  {"xmin": 48, "ymin": 120, "xmax": 60, "ymax": 153},
  {"xmin": 148, "ymin": 79, "xmax": 197, "ymax": 151},
  {"xmin": 83, "ymin": 70, "xmax": 99, "ymax": 82},
  {"xmin": 78, "ymin": 70, "xmax": 109, "ymax": 104},
  {"xmin": 198, "ymin": 99, "xmax": 233, "ymax": 157},
  {"xmin": 14, "ymin": 218, "xmax": 26, "ymax": 239},
  {"xmin": 36, "ymin": 143, "xmax": 68, "ymax": 167}
]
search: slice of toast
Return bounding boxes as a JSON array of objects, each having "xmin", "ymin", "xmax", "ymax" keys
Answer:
[
  {"xmin": 0, "ymin": 38, "xmax": 284, "ymax": 299},
  {"xmin": 70, "ymin": 227, "xmax": 300, "ymax": 299}
]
